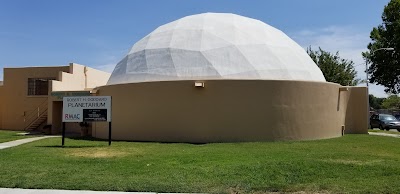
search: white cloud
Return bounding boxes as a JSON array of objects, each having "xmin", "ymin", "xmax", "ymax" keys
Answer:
[
  {"xmin": 290, "ymin": 26, "xmax": 389, "ymax": 98},
  {"xmin": 291, "ymin": 26, "xmax": 367, "ymax": 64},
  {"xmin": 297, "ymin": 30, "xmax": 317, "ymax": 36}
]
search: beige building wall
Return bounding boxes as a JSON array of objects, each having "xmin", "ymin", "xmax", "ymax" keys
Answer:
[
  {"xmin": 344, "ymin": 87, "xmax": 368, "ymax": 134},
  {"xmin": 92, "ymin": 80, "xmax": 352, "ymax": 143},
  {"xmin": 0, "ymin": 84, "xmax": 3, "ymax": 129},
  {"xmin": 0, "ymin": 66, "xmax": 69, "ymax": 130},
  {"xmin": 51, "ymin": 101, "xmax": 63, "ymax": 133},
  {"xmin": 0, "ymin": 62, "xmax": 369, "ymax": 141},
  {"xmin": 48, "ymin": 63, "xmax": 110, "ymax": 133},
  {"xmin": 51, "ymin": 63, "xmax": 110, "ymax": 92},
  {"xmin": 0, "ymin": 63, "xmax": 110, "ymax": 131},
  {"xmin": 85, "ymin": 66, "xmax": 112, "ymax": 89}
]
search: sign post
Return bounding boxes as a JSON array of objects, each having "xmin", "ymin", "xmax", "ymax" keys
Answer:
[
  {"xmin": 62, "ymin": 96, "xmax": 112, "ymax": 146},
  {"xmin": 62, "ymin": 122, "xmax": 66, "ymax": 146},
  {"xmin": 109, "ymin": 122, "xmax": 112, "ymax": 146}
]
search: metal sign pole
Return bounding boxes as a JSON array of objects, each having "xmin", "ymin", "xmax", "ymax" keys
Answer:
[
  {"xmin": 108, "ymin": 96, "xmax": 112, "ymax": 146},
  {"xmin": 63, "ymin": 96, "xmax": 112, "ymax": 146},
  {"xmin": 62, "ymin": 122, "xmax": 66, "ymax": 147},
  {"xmin": 108, "ymin": 122, "xmax": 112, "ymax": 146}
]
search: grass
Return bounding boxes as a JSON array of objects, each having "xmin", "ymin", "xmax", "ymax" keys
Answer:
[
  {"xmin": 0, "ymin": 130, "xmax": 40, "ymax": 143},
  {"xmin": 0, "ymin": 135, "xmax": 400, "ymax": 193}
]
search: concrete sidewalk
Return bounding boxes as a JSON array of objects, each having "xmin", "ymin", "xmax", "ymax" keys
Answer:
[
  {"xmin": 0, "ymin": 136, "xmax": 58, "ymax": 150},
  {"xmin": 368, "ymin": 132, "xmax": 400, "ymax": 138},
  {"xmin": 0, "ymin": 188, "xmax": 196, "ymax": 194}
]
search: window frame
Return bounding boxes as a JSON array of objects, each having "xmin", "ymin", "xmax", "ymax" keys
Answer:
[{"xmin": 27, "ymin": 77, "xmax": 56, "ymax": 96}]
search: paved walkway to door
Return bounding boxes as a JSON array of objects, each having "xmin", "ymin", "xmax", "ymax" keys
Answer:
[{"xmin": 0, "ymin": 136, "xmax": 58, "ymax": 150}]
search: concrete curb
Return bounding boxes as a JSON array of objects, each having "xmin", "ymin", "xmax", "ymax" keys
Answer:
[
  {"xmin": 0, "ymin": 188, "xmax": 153, "ymax": 194},
  {"xmin": 368, "ymin": 132, "xmax": 400, "ymax": 138},
  {"xmin": 0, "ymin": 188, "xmax": 202, "ymax": 194},
  {"xmin": 0, "ymin": 136, "xmax": 59, "ymax": 150}
]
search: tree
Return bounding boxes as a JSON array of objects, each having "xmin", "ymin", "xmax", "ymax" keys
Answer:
[
  {"xmin": 369, "ymin": 94, "xmax": 385, "ymax": 109},
  {"xmin": 307, "ymin": 47, "xmax": 359, "ymax": 86},
  {"xmin": 382, "ymin": 95, "xmax": 400, "ymax": 109},
  {"xmin": 364, "ymin": 0, "xmax": 400, "ymax": 93}
]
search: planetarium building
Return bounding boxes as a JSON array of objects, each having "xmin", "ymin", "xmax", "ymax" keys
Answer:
[{"xmin": 88, "ymin": 13, "xmax": 368, "ymax": 142}]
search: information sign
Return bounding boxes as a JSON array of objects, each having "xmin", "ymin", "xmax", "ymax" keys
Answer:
[{"xmin": 62, "ymin": 96, "xmax": 111, "ymax": 122}]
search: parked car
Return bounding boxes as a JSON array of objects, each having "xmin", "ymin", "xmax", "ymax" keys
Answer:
[
  {"xmin": 396, "ymin": 115, "xmax": 400, "ymax": 121},
  {"xmin": 370, "ymin": 114, "xmax": 400, "ymax": 131}
]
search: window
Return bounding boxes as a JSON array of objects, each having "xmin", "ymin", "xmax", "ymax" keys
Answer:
[
  {"xmin": 27, "ymin": 78, "xmax": 55, "ymax": 96},
  {"xmin": 381, "ymin": 115, "xmax": 396, "ymax": 121}
]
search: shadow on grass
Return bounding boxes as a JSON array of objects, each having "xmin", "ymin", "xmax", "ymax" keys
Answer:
[
  {"xmin": 66, "ymin": 136, "xmax": 202, "ymax": 144},
  {"xmin": 68, "ymin": 136, "xmax": 109, "ymax": 142},
  {"xmin": 34, "ymin": 136, "xmax": 109, "ymax": 148},
  {"xmin": 10, "ymin": 130, "xmax": 46, "ymax": 137},
  {"xmin": 48, "ymin": 134, "xmax": 209, "ymax": 145}
]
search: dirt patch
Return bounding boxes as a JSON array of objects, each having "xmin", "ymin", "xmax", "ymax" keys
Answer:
[
  {"xmin": 66, "ymin": 148, "xmax": 132, "ymax": 158},
  {"xmin": 321, "ymin": 159, "xmax": 382, "ymax": 166},
  {"xmin": 227, "ymin": 188, "xmax": 331, "ymax": 194}
]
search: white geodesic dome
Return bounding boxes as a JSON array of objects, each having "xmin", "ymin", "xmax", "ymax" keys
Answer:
[{"xmin": 107, "ymin": 13, "xmax": 326, "ymax": 85}]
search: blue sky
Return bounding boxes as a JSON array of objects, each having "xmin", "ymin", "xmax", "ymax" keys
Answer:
[{"xmin": 0, "ymin": 0, "xmax": 391, "ymax": 97}]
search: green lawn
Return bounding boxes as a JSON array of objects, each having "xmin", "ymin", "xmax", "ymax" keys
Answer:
[
  {"xmin": 0, "ymin": 130, "xmax": 39, "ymax": 143},
  {"xmin": 0, "ymin": 135, "xmax": 399, "ymax": 193}
]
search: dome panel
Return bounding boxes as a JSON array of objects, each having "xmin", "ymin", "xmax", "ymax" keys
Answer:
[
  {"xmin": 107, "ymin": 13, "xmax": 326, "ymax": 85},
  {"xmin": 200, "ymin": 31, "xmax": 232, "ymax": 51},
  {"xmin": 126, "ymin": 51, "xmax": 147, "ymax": 73},
  {"xmin": 144, "ymin": 49, "xmax": 177, "ymax": 77},
  {"xmin": 130, "ymin": 36, "xmax": 150, "ymax": 53},
  {"xmin": 201, "ymin": 45, "xmax": 257, "ymax": 77},
  {"xmin": 170, "ymin": 49, "xmax": 220, "ymax": 78},
  {"xmin": 145, "ymin": 31, "xmax": 174, "ymax": 50},
  {"xmin": 170, "ymin": 30, "xmax": 202, "ymax": 51},
  {"xmin": 235, "ymin": 44, "xmax": 285, "ymax": 70}
]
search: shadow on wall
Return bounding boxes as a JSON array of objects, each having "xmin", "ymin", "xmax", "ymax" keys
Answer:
[{"xmin": 344, "ymin": 87, "xmax": 368, "ymax": 134}]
